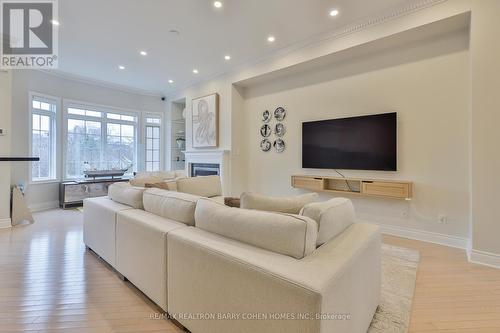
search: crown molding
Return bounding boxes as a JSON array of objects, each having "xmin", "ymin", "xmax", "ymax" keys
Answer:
[
  {"xmin": 165, "ymin": 0, "xmax": 448, "ymax": 99},
  {"xmin": 37, "ymin": 69, "xmax": 164, "ymax": 97}
]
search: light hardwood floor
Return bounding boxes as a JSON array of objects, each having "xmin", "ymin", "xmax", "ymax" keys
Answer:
[
  {"xmin": 384, "ymin": 235, "xmax": 500, "ymax": 333},
  {"xmin": 0, "ymin": 209, "xmax": 182, "ymax": 333},
  {"xmin": 0, "ymin": 209, "xmax": 499, "ymax": 332}
]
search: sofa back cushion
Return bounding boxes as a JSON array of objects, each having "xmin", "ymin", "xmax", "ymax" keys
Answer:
[
  {"xmin": 130, "ymin": 171, "xmax": 181, "ymax": 187},
  {"xmin": 300, "ymin": 197, "xmax": 355, "ymax": 246},
  {"xmin": 143, "ymin": 188, "xmax": 200, "ymax": 226},
  {"xmin": 108, "ymin": 182, "xmax": 146, "ymax": 209},
  {"xmin": 176, "ymin": 176, "xmax": 222, "ymax": 198},
  {"xmin": 174, "ymin": 169, "xmax": 186, "ymax": 178},
  {"xmin": 240, "ymin": 192, "xmax": 318, "ymax": 214},
  {"xmin": 135, "ymin": 171, "xmax": 177, "ymax": 179},
  {"xmin": 145, "ymin": 180, "xmax": 178, "ymax": 192},
  {"xmin": 195, "ymin": 198, "xmax": 318, "ymax": 259}
]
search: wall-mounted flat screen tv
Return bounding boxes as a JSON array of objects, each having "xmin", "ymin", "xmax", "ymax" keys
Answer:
[{"xmin": 302, "ymin": 112, "xmax": 397, "ymax": 171}]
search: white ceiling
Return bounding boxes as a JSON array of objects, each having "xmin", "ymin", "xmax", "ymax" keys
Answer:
[{"xmin": 55, "ymin": 0, "xmax": 420, "ymax": 95}]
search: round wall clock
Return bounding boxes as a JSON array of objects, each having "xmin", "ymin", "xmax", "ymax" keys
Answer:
[
  {"xmin": 260, "ymin": 124, "xmax": 271, "ymax": 137},
  {"xmin": 274, "ymin": 139, "xmax": 285, "ymax": 153},
  {"xmin": 274, "ymin": 107, "xmax": 286, "ymax": 121},
  {"xmin": 260, "ymin": 139, "xmax": 271, "ymax": 152}
]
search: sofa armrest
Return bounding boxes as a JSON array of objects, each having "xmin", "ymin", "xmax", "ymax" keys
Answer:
[{"xmin": 167, "ymin": 223, "xmax": 380, "ymax": 333}]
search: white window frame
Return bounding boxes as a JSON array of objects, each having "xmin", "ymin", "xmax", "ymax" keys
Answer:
[
  {"xmin": 142, "ymin": 112, "xmax": 164, "ymax": 172},
  {"xmin": 62, "ymin": 99, "xmax": 139, "ymax": 180},
  {"xmin": 29, "ymin": 92, "xmax": 60, "ymax": 183}
]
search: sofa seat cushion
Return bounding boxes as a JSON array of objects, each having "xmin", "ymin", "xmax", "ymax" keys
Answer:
[
  {"xmin": 300, "ymin": 197, "xmax": 356, "ymax": 246},
  {"xmin": 176, "ymin": 176, "xmax": 222, "ymax": 198},
  {"xmin": 116, "ymin": 209, "xmax": 187, "ymax": 311},
  {"xmin": 143, "ymin": 188, "xmax": 200, "ymax": 226},
  {"xmin": 83, "ymin": 196, "xmax": 134, "ymax": 266},
  {"xmin": 108, "ymin": 182, "xmax": 146, "ymax": 209},
  {"xmin": 195, "ymin": 198, "xmax": 318, "ymax": 259},
  {"xmin": 240, "ymin": 192, "xmax": 318, "ymax": 214}
]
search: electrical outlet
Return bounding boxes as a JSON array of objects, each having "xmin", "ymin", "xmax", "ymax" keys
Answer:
[
  {"xmin": 438, "ymin": 214, "xmax": 447, "ymax": 224},
  {"xmin": 0, "ymin": 128, "xmax": 5, "ymax": 136}
]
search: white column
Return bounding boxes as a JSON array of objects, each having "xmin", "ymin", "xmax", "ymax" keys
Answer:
[
  {"xmin": 469, "ymin": 0, "xmax": 500, "ymax": 266},
  {"xmin": 0, "ymin": 70, "xmax": 12, "ymax": 228}
]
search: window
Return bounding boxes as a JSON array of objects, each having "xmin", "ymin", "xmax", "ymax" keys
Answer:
[
  {"xmin": 65, "ymin": 103, "xmax": 138, "ymax": 179},
  {"xmin": 145, "ymin": 116, "xmax": 161, "ymax": 171},
  {"xmin": 30, "ymin": 94, "xmax": 57, "ymax": 182}
]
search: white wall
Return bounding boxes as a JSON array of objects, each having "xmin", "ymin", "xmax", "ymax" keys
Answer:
[
  {"xmin": 242, "ymin": 33, "xmax": 470, "ymax": 239},
  {"xmin": 151, "ymin": 0, "xmax": 500, "ymax": 264},
  {"xmin": 0, "ymin": 71, "xmax": 12, "ymax": 227},
  {"xmin": 469, "ymin": 0, "xmax": 500, "ymax": 260},
  {"xmin": 10, "ymin": 70, "xmax": 165, "ymax": 210},
  {"xmin": 166, "ymin": 0, "xmax": 494, "ymax": 252}
]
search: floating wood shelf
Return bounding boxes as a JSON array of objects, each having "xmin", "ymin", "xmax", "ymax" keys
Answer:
[{"xmin": 291, "ymin": 175, "xmax": 412, "ymax": 200}]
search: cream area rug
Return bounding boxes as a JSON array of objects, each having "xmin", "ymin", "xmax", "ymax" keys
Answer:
[{"xmin": 368, "ymin": 244, "xmax": 420, "ymax": 333}]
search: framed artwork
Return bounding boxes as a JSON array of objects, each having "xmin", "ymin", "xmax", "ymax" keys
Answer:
[{"xmin": 192, "ymin": 93, "xmax": 219, "ymax": 148}]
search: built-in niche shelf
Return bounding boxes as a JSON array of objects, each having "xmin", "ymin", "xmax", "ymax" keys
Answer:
[{"xmin": 291, "ymin": 175, "xmax": 412, "ymax": 200}]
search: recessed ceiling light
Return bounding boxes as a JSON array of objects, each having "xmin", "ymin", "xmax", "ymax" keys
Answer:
[
  {"xmin": 168, "ymin": 79, "xmax": 174, "ymax": 84},
  {"xmin": 139, "ymin": 50, "xmax": 147, "ymax": 56},
  {"xmin": 267, "ymin": 35, "xmax": 276, "ymax": 43},
  {"xmin": 118, "ymin": 65, "xmax": 125, "ymax": 70},
  {"xmin": 329, "ymin": 9, "xmax": 339, "ymax": 17},
  {"xmin": 224, "ymin": 55, "xmax": 231, "ymax": 60},
  {"xmin": 50, "ymin": 19, "xmax": 60, "ymax": 26},
  {"xmin": 193, "ymin": 69, "xmax": 199, "ymax": 74},
  {"xmin": 213, "ymin": 1, "xmax": 222, "ymax": 8}
]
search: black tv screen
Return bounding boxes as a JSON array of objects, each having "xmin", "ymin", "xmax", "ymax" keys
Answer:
[{"xmin": 302, "ymin": 112, "xmax": 397, "ymax": 171}]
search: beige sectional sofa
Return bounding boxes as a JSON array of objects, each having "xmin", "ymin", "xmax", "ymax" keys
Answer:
[{"xmin": 83, "ymin": 177, "xmax": 381, "ymax": 333}]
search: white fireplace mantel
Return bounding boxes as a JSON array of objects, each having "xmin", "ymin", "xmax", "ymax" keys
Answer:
[{"xmin": 183, "ymin": 149, "xmax": 231, "ymax": 194}]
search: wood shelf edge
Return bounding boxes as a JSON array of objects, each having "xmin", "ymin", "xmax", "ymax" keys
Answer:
[{"xmin": 291, "ymin": 174, "xmax": 412, "ymax": 200}]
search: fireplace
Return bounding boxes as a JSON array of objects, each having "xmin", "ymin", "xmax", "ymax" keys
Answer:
[{"xmin": 190, "ymin": 163, "xmax": 220, "ymax": 177}]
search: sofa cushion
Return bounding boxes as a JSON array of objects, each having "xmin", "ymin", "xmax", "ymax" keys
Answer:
[
  {"xmin": 300, "ymin": 197, "xmax": 355, "ymax": 246},
  {"xmin": 176, "ymin": 176, "xmax": 222, "ymax": 198},
  {"xmin": 108, "ymin": 182, "xmax": 146, "ymax": 209},
  {"xmin": 210, "ymin": 196, "xmax": 225, "ymax": 204},
  {"xmin": 175, "ymin": 169, "xmax": 186, "ymax": 178},
  {"xmin": 145, "ymin": 180, "xmax": 178, "ymax": 192},
  {"xmin": 116, "ymin": 209, "xmax": 187, "ymax": 311},
  {"xmin": 240, "ymin": 192, "xmax": 318, "ymax": 214},
  {"xmin": 143, "ymin": 188, "xmax": 200, "ymax": 226},
  {"xmin": 195, "ymin": 198, "xmax": 318, "ymax": 259},
  {"xmin": 135, "ymin": 171, "xmax": 177, "ymax": 179},
  {"xmin": 130, "ymin": 171, "xmax": 182, "ymax": 187}
]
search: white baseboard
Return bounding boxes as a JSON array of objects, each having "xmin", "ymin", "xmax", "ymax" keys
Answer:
[
  {"xmin": 0, "ymin": 217, "xmax": 12, "ymax": 229},
  {"xmin": 375, "ymin": 223, "xmax": 468, "ymax": 249},
  {"xmin": 29, "ymin": 200, "xmax": 59, "ymax": 213},
  {"xmin": 469, "ymin": 249, "xmax": 500, "ymax": 269}
]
